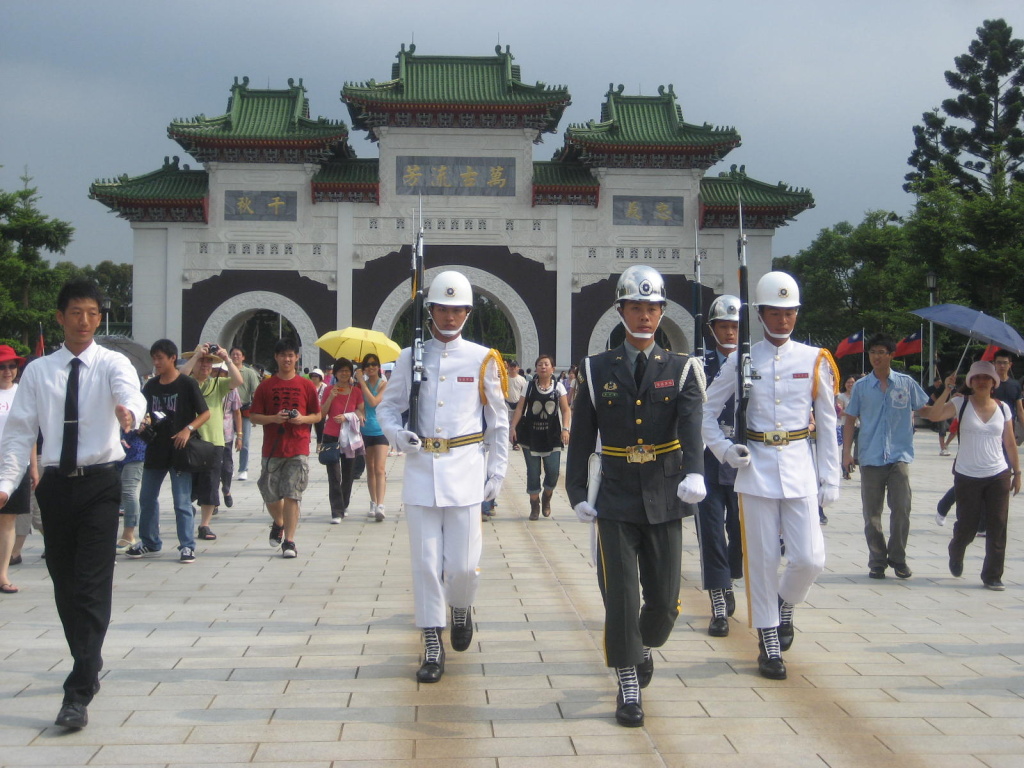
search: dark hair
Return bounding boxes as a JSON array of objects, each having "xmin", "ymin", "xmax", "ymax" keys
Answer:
[
  {"xmin": 535, "ymin": 354, "xmax": 555, "ymax": 368},
  {"xmin": 149, "ymin": 339, "xmax": 178, "ymax": 360},
  {"xmin": 333, "ymin": 357, "xmax": 354, "ymax": 375},
  {"xmin": 361, "ymin": 353, "xmax": 381, "ymax": 368},
  {"xmin": 866, "ymin": 333, "xmax": 896, "ymax": 354},
  {"xmin": 274, "ymin": 338, "xmax": 300, "ymax": 355},
  {"xmin": 229, "ymin": 345, "xmax": 245, "ymax": 356},
  {"xmin": 57, "ymin": 279, "xmax": 105, "ymax": 313},
  {"xmin": 993, "ymin": 349, "xmax": 1014, "ymax": 361}
]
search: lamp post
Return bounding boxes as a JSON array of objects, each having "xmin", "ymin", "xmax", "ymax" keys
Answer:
[
  {"xmin": 926, "ymin": 271, "xmax": 938, "ymax": 383},
  {"xmin": 102, "ymin": 297, "xmax": 111, "ymax": 336}
]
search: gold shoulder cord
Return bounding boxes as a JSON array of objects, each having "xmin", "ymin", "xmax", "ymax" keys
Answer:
[
  {"xmin": 480, "ymin": 348, "xmax": 508, "ymax": 405},
  {"xmin": 813, "ymin": 348, "xmax": 841, "ymax": 400}
]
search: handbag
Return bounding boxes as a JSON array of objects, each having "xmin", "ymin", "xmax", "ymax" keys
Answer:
[
  {"xmin": 173, "ymin": 434, "xmax": 221, "ymax": 473},
  {"xmin": 318, "ymin": 442, "xmax": 341, "ymax": 465}
]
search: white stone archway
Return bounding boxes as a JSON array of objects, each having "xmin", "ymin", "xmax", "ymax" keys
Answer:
[
  {"xmin": 373, "ymin": 265, "xmax": 541, "ymax": 364},
  {"xmin": 199, "ymin": 291, "xmax": 320, "ymax": 373},
  {"xmin": 587, "ymin": 300, "xmax": 695, "ymax": 356}
]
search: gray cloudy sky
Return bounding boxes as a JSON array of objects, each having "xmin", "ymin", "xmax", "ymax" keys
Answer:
[{"xmin": 3, "ymin": 0, "xmax": 1022, "ymax": 267}]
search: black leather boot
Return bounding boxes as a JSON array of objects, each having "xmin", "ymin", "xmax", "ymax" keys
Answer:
[
  {"xmin": 708, "ymin": 589, "xmax": 729, "ymax": 637},
  {"xmin": 778, "ymin": 595, "xmax": 795, "ymax": 652},
  {"xmin": 636, "ymin": 646, "xmax": 654, "ymax": 689},
  {"xmin": 450, "ymin": 605, "xmax": 474, "ymax": 651},
  {"xmin": 757, "ymin": 627, "xmax": 787, "ymax": 680},
  {"xmin": 614, "ymin": 665, "xmax": 644, "ymax": 727},
  {"xmin": 416, "ymin": 627, "xmax": 445, "ymax": 683}
]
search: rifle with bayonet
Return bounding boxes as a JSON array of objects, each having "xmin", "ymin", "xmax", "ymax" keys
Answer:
[
  {"xmin": 693, "ymin": 222, "xmax": 706, "ymax": 358},
  {"xmin": 408, "ymin": 200, "xmax": 426, "ymax": 435},
  {"xmin": 735, "ymin": 194, "xmax": 752, "ymax": 448}
]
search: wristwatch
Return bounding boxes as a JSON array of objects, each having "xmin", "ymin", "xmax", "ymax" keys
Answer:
[{"xmin": 186, "ymin": 425, "xmax": 195, "ymax": 432}]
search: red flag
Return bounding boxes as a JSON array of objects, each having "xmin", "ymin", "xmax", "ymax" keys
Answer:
[
  {"xmin": 981, "ymin": 345, "xmax": 999, "ymax": 361},
  {"xmin": 34, "ymin": 324, "xmax": 45, "ymax": 357},
  {"xmin": 835, "ymin": 331, "xmax": 864, "ymax": 359},
  {"xmin": 894, "ymin": 330, "xmax": 923, "ymax": 358}
]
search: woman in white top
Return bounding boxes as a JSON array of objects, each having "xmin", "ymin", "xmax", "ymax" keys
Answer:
[
  {"xmin": 0, "ymin": 345, "xmax": 35, "ymax": 594},
  {"xmin": 510, "ymin": 354, "xmax": 571, "ymax": 520},
  {"xmin": 921, "ymin": 360, "xmax": 1021, "ymax": 589}
]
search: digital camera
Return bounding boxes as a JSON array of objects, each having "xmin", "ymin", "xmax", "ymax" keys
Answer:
[
  {"xmin": 285, "ymin": 409, "xmax": 299, "ymax": 419},
  {"xmin": 138, "ymin": 410, "xmax": 168, "ymax": 444}
]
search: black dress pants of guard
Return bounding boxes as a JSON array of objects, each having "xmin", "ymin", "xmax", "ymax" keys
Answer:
[
  {"xmin": 35, "ymin": 467, "xmax": 120, "ymax": 705},
  {"xmin": 596, "ymin": 517, "xmax": 682, "ymax": 668}
]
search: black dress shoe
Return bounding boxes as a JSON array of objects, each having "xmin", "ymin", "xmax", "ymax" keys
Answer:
[
  {"xmin": 636, "ymin": 652, "xmax": 654, "ymax": 689},
  {"xmin": 868, "ymin": 567, "xmax": 886, "ymax": 579},
  {"xmin": 450, "ymin": 606, "xmax": 473, "ymax": 652},
  {"xmin": 708, "ymin": 616, "xmax": 730, "ymax": 637},
  {"xmin": 984, "ymin": 579, "xmax": 1005, "ymax": 591},
  {"xmin": 55, "ymin": 701, "xmax": 88, "ymax": 729},
  {"xmin": 949, "ymin": 555, "xmax": 963, "ymax": 578},
  {"xmin": 725, "ymin": 589, "xmax": 736, "ymax": 617},
  {"xmin": 888, "ymin": 560, "xmax": 912, "ymax": 579},
  {"xmin": 615, "ymin": 689, "xmax": 644, "ymax": 727},
  {"xmin": 757, "ymin": 653, "xmax": 787, "ymax": 680}
]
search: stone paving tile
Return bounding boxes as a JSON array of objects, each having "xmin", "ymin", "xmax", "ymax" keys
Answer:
[{"xmin": 2, "ymin": 437, "xmax": 1023, "ymax": 766}]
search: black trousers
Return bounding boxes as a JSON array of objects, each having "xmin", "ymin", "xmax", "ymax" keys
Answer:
[
  {"xmin": 695, "ymin": 478, "xmax": 743, "ymax": 590},
  {"xmin": 595, "ymin": 517, "xmax": 682, "ymax": 667},
  {"xmin": 322, "ymin": 436, "xmax": 355, "ymax": 514},
  {"xmin": 35, "ymin": 466, "xmax": 120, "ymax": 705}
]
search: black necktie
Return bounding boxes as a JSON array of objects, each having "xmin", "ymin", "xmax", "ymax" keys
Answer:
[
  {"xmin": 634, "ymin": 351, "xmax": 647, "ymax": 390},
  {"xmin": 59, "ymin": 358, "xmax": 81, "ymax": 475}
]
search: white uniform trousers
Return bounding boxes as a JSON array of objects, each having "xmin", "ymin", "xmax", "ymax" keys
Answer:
[
  {"xmin": 740, "ymin": 494, "xmax": 825, "ymax": 628},
  {"xmin": 405, "ymin": 504, "xmax": 482, "ymax": 628}
]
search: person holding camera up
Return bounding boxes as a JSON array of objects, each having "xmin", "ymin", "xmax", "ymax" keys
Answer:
[
  {"xmin": 126, "ymin": 339, "xmax": 210, "ymax": 564},
  {"xmin": 249, "ymin": 339, "xmax": 321, "ymax": 559}
]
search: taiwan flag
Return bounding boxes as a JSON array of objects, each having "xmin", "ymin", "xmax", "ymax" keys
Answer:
[
  {"xmin": 981, "ymin": 345, "xmax": 1000, "ymax": 361},
  {"xmin": 34, "ymin": 323, "xmax": 45, "ymax": 358},
  {"xmin": 835, "ymin": 331, "xmax": 864, "ymax": 359},
  {"xmin": 894, "ymin": 330, "xmax": 923, "ymax": 358}
]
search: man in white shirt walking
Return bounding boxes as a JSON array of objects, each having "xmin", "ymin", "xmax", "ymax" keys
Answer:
[{"xmin": 0, "ymin": 279, "xmax": 146, "ymax": 729}]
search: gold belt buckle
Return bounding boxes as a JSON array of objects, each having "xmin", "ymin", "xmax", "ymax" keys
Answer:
[
  {"xmin": 421, "ymin": 437, "xmax": 450, "ymax": 453},
  {"xmin": 625, "ymin": 445, "xmax": 656, "ymax": 464},
  {"xmin": 762, "ymin": 430, "xmax": 789, "ymax": 446}
]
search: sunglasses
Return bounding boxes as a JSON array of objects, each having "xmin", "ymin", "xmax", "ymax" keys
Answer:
[{"xmin": 0, "ymin": 362, "xmax": 19, "ymax": 371}]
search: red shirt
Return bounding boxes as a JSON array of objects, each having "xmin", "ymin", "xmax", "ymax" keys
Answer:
[
  {"xmin": 251, "ymin": 374, "xmax": 320, "ymax": 458},
  {"xmin": 320, "ymin": 384, "xmax": 364, "ymax": 438}
]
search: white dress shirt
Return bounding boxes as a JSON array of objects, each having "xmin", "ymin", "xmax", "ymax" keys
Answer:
[{"xmin": 0, "ymin": 342, "xmax": 146, "ymax": 495}]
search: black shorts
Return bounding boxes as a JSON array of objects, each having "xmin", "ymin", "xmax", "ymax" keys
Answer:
[
  {"xmin": 362, "ymin": 434, "xmax": 389, "ymax": 448},
  {"xmin": 193, "ymin": 451, "xmax": 224, "ymax": 507},
  {"xmin": 1, "ymin": 473, "xmax": 31, "ymax": 515}
]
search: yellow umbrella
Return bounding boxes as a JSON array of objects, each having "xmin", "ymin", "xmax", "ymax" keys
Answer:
[{"xmin": 315, "ymin": 327, "xmax": 402, "ymax": 364}]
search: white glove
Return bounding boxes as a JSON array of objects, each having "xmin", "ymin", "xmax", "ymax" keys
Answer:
[
  {"xmin": 396, "ymin": 430, "xmax": 422, "ymax": 453},
  {"xmin": 483, "ymin": 475, "xmax": 503, "ymax": 501},
  {"xmin": 723, "ymin": 444, "xmax": 751, "ymax": 469},
  {"xmin": 574, "ymin": 501, "xmax": 597, "ymax": 523},
  {"xmin": 818, "ymin": 483, "xmax": 840, "ymax": 508},
  {"xmin": 676, "ymin": 473, "xmax": 707, "ymax": 504}
]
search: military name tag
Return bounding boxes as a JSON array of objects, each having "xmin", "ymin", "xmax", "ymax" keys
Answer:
[
  {"xmin": 602, "ymin": 392, "xmax": 620, "ymax": 399},
  {"xmin": 654, "ymin": 379, "xmax": 674, "ymax": 389},
  {"xmin": 793, "ymin": 373, "xmax": 809, "ymax": 379},
  {"xmin": 458, "ymin": 377, "xmax": 475, "ymax": 382}
]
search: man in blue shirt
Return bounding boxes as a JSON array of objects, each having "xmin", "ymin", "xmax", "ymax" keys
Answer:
[{"xmin": 842, "ymin": 333, "xmax": 929, "ymax": 579}]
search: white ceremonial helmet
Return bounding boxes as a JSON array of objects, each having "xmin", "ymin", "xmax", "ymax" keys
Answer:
[
  {"xmin": 615, "ymin": 265, "xmax": 667, "ymax": 305},
  {"xmin": 707, "ymin": 294, "xmax": 741, "ymax": 324},
  {"xmin": 754, "ymin": 271, "xmax": 801, "ymax": 309},
  {"xmin": 425, "ymin": 270, "xmax": 474, "ymax": 308}
]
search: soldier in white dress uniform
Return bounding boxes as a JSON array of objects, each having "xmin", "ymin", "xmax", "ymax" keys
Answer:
[
  {"xmin": 702, "ymin": 272, "xmax": 840, "ymax": 680},
  {"xmin": 378, "ymin": 270, "xmax": 509, "ymax": 683}
]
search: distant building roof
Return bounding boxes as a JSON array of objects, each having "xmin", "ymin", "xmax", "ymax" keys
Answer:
[
  {"xmin": 169, "ymin": 77, "xmax": 351, "ymax": 163},
  {"xmin": 532, "ymin": 161, "xmax": 599, "ymax": 207},
  {"xmin": 312, "ymin": 156, "xmax": 380, "ymax": 204},
  {"xmin": 701, "ymin": 165, "xmax": 815, "ymax": 229},
  {"xmin": 342, "ymin": 44, "xmax": 571, "ymax": 140},
  {"xmin": 90, "ymin": 157, "xmax": 208, "ymax": 223},
  {"xmin": 557, "ymin": 84, "xmax": 740, "ymax": 169}
]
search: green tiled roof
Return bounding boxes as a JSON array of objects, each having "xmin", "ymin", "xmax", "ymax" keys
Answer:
[
  {"xmin": 343, "ymin": 44, "xmax": 570, "ymax": 135},
  {"xmin": 559, "ymin": 84, "xmax": 739, "ymax": 168},
  {"xmin": 701, "ymin": 165, "xmax": 814, "ymax": 229},
  {"xmin": 169, "ymin": 77, "xmax": 349, "ymax": 162},
  {"xmin": 313, "ymin": 157, "xmax": 379, "ymax": 185},
  {"xmin": 532, "ymin": 161, "xmax": 598, "ymax": 188},
  {"xmin": 89, "ymin": 157, "xmax": 208, "ymax": 222}
]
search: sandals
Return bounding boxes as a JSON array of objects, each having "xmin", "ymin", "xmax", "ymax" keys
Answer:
[{"xmin": 0, "ymin": 583, "xmax": 19, "ymax": 594}]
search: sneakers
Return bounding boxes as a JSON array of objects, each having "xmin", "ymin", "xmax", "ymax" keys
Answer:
[
  {"xmin": 330, "ymin": 513, "xmax": 343, "ymax": 525},
  {"xmin": 366, "ymin": 502, "xmax": 377, "ymax": 522},
  {"xmin": 888, "ymin": 560, "xmax": 912, "ymax": 579},
  {"xmin": 179, "ymin": 547, "xmax": 196, "ymax": 564},
  {"xmin": 197, "ymin": 526, "xmax": 217, "ymax": 541},
  {"xmin": 124, "ymin": 544, "xmax": 160, "ymax": 559},
  {"xmin": 238, "ymin": 471, "xmax": 248, "ymax": 481},
  {"xmin": 115, "ymin": 538, "xmax": 136, "ymax": 554},
  {"xmin": 868, "ymin": 566, "xmax": 886, "ymax": 579},
  {"xmin": 374, "ymin": 504, "xmax": 386, "ymax": 522},
  {"xmin": 940, "ymin": 449, "xmax": 951, "ymax": 456},
  {"xmin": 269, "ymin": 523, "xmax": 284, "ymax": 548},
  {"xmin": 984, "ymin": 579, "xmax": 1005, "ymax": 591},
  {"xmin": 281, "ymin": 540, "xmax": 297, "ymax": 558}
]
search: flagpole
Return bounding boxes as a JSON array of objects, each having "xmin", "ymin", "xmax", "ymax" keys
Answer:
[{"xmin": 860, "ymin": 327, "xmax": 865, "ymax": 375}]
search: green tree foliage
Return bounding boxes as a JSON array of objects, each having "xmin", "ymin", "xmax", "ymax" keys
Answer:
[
  {"xmin": 0, "ymin": 171, "xmax": 74, "ymax": 347},
  {"xmin": 905, "ymin": 19, "xmax": 1024, "ymax": 195}
]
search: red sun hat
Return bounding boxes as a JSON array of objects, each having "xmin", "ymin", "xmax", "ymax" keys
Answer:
[{"xmin": 0, "ymin": 345, "xmax": 27, "ymax": 366}]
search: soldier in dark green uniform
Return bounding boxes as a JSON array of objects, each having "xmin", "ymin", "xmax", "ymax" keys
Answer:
[{"xmin": 566, "ymin": 265, "xmax": 706, "ymax": 728}]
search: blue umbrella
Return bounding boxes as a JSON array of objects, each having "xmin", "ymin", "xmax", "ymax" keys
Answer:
[{"xmin": 910, "ymin": 304, "xmax": 1024, "ymax": 355}]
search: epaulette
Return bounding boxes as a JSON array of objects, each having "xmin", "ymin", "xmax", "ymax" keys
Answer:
[
  {"xmin": 813, "ymin": 348, "xmax": 840, "ymax": 399},
  {"xmin": 480, "ymin": 348, "xmax": 507, "ymax": 405}
]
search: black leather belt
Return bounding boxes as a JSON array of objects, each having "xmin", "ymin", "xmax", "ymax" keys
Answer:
[{"xmin": 45, "ymin": 462, "xmax": 118, "ymax": 478}]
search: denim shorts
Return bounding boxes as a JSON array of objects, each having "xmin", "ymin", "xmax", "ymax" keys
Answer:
[{"xmin": 257, "ymin": 455, "xmax": 309, "ymax": 503}]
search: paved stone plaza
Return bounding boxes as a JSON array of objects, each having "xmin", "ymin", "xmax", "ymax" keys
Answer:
[{"xmin": 1, "ymin": 430, "xmax": 1023, "ymax": 767}]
